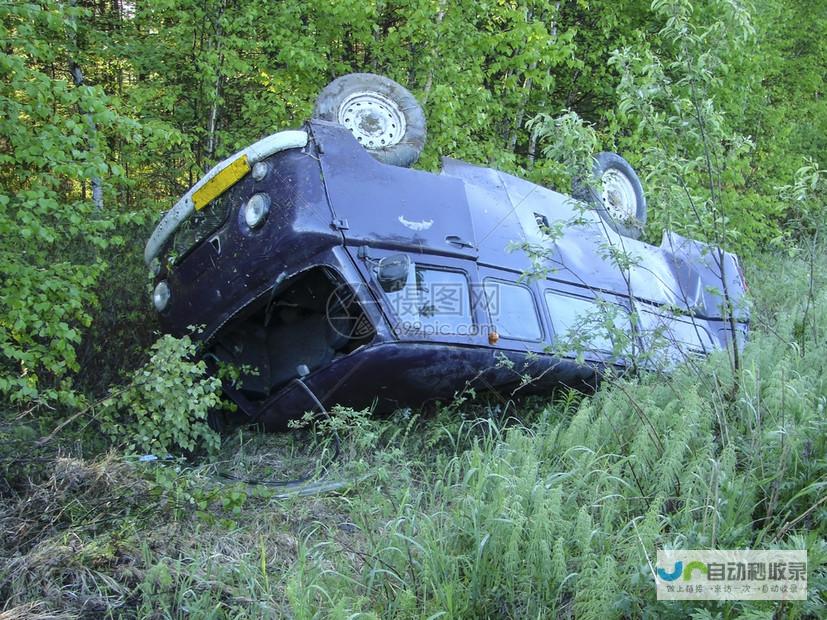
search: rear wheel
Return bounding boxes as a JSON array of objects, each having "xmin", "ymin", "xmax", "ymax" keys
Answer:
[
  {"xmin": 574, "ymin": 152, "xmax": 647, "ymax": 239},
  {"xmin": 313, "ymin": 73, "xmax": 427, "ymax": 168}
]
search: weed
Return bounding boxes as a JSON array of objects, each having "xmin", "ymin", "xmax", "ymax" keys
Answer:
[{"xmin": 0, "ymin": 248, "xmax": 825, "ymax": 617}]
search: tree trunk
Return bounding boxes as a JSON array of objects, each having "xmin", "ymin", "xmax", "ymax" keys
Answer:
[
  {"xmin": 421, "ymin": 1, "xmax": 447, "ymax": 106},
  {"xmin": 67, "ymin": 1, "xmax": 104, "ymax": 210},
  {"xmin": 205, "ymin": 0, "xmax": 227, "ymax": 168}
]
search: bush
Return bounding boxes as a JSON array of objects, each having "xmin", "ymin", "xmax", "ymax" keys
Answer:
[{"xmin": 98, "ymin": 334, "xmax": 221, "ymax": 455}]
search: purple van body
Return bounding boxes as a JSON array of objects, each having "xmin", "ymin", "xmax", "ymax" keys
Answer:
[{"xmin": 149, "ymin": 120, "xmax": 748, "ymax": 429}]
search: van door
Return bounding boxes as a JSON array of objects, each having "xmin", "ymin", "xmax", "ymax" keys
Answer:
[
  {"xmin": 352, "ymin": 247, "xmax": 488, "ymax": 347},
  {"xmin": 310, "ymin": 121, "xmax": 478, "ymax": 261}
]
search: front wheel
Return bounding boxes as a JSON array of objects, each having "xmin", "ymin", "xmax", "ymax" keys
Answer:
[
  {"xmin": 574, "ymin": 152, "xmax": 647, "ymax": 239},
  {"xmin": 313, "ymin": 73, "xmax": 427, "ymax": 168}
]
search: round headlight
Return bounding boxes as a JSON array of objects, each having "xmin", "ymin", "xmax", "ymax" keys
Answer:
[
  {"xmin": 251, "ymin": 161, "xmax": 270, "ymax": 181},
  {"xmin": 243, "ymin": 193, "xmax": 270, "ymax": 229},
  {"xmin": 153, "ymin": 281, "xmax": 170, "ymax": 312}
]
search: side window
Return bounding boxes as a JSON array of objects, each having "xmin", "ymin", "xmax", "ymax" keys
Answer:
[
  {"xmin": 638, "ymin": 309, "xmax": 714, "ymax": 352},
  {"xmin": 545, "ymin": 291, "xmax": 628, "ymax": 351},
  {"xmin": 381, "ymin": 263, "xmax": 472, "ymax": 334},
  {"xmin": 482, "ymin": 279, "xmax": 543, "ymax": 341}
]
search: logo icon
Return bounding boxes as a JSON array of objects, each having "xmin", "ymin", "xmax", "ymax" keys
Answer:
[
  {"xmin": 656, "ymin": 550, "xmax": 806, "ymax": 601},
  {"xmin": 325, "ymin": 282, "xmax": 377, "ymax": 340},
  {"xmin": 656, "ymin": 561, "xmax": 682, "ymax": 582},
  {"xmin": 656, "ymin": 560, "xmax": 709, "ymax": 582}
]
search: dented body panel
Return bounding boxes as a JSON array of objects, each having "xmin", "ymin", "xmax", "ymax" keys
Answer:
[{"xmin": 148, "ymin": 120, "xmax": 749, "ymax": 429}]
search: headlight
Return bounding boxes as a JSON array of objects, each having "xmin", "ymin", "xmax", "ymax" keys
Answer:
[
  {"xmin": 251, "ymin": 161, "xmax": 269, "ymax": 181},
  {"xmin": 243, "ymin": 193, "xmax": 270, "ymax": 229},
  {"xmin": 153, "ymin": 281, "xmax": 170, "ymax": 312}
]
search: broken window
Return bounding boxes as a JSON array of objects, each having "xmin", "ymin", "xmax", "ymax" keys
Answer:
[{"xmin": 172, "ymin": 192, "xmax": 232, "ymax": 258}]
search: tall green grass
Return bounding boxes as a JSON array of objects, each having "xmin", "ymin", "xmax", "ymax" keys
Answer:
[
  {"xmin": 1, "ymin": 248, "xmax": 825, "ymax": 618},
  {"xmin": 283, "ymin": 249, "xmax": 827, "ymax": 619}
]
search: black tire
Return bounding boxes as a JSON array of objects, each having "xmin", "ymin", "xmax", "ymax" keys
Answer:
[
  {"xmin": 313, "ymin": 73, "xmax": 426, "ymax": 168},
  {"xmin": 573, "ymin": 152, "xmax": 647, "ymax": 239}
]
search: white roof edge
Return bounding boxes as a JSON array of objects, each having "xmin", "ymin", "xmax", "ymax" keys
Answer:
[{"xmin": 144, "ymin": 129, "xmax": 309, "ymax": 266}]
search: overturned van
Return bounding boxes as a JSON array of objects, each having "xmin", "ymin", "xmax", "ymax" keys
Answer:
[{"xmin": 144, "ymin": 73, "xmax": 749, "ymax": 430}]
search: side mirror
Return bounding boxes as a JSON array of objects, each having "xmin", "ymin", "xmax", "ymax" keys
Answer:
[{"xmin": 376, "ymin": 254, "xmax": 410, "ymax": 292}]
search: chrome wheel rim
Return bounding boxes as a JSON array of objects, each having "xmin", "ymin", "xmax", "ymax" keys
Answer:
[{"xmin": 338, "ymin": 91, "xmax": 406, "ymax": 149}]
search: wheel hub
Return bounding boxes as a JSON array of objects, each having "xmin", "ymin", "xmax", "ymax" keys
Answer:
[
  {"xmin": 338, "ymin": 91, "xmax": 406, "ymax": 150},
  {"xmin": 601, "ymin": 169, "xmax": 637, "ymax": 222}
]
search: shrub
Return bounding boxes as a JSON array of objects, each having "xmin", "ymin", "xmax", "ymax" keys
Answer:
[{"xmin": 98, "ymin": 334, "xmax": 221, "ymax": 455}]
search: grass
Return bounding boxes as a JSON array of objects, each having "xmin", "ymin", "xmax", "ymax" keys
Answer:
[{"xmin": 1, "ymin": 246, "xmax": 826, "ymax": 619}]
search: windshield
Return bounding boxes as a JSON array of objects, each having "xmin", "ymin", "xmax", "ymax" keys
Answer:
[{"xmin": 171, "ymin": 194, "xmax": 231, "ymax": 259}]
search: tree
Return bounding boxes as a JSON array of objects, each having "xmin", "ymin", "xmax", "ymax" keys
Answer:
[{"xmin": 0, "ymin": 1, "xmax": 134, "ymax": 407}]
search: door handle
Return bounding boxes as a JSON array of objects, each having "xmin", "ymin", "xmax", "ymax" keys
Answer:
[{"xmin": 445, "ymin": 235, "xmax": 475, "ymax": 249}]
